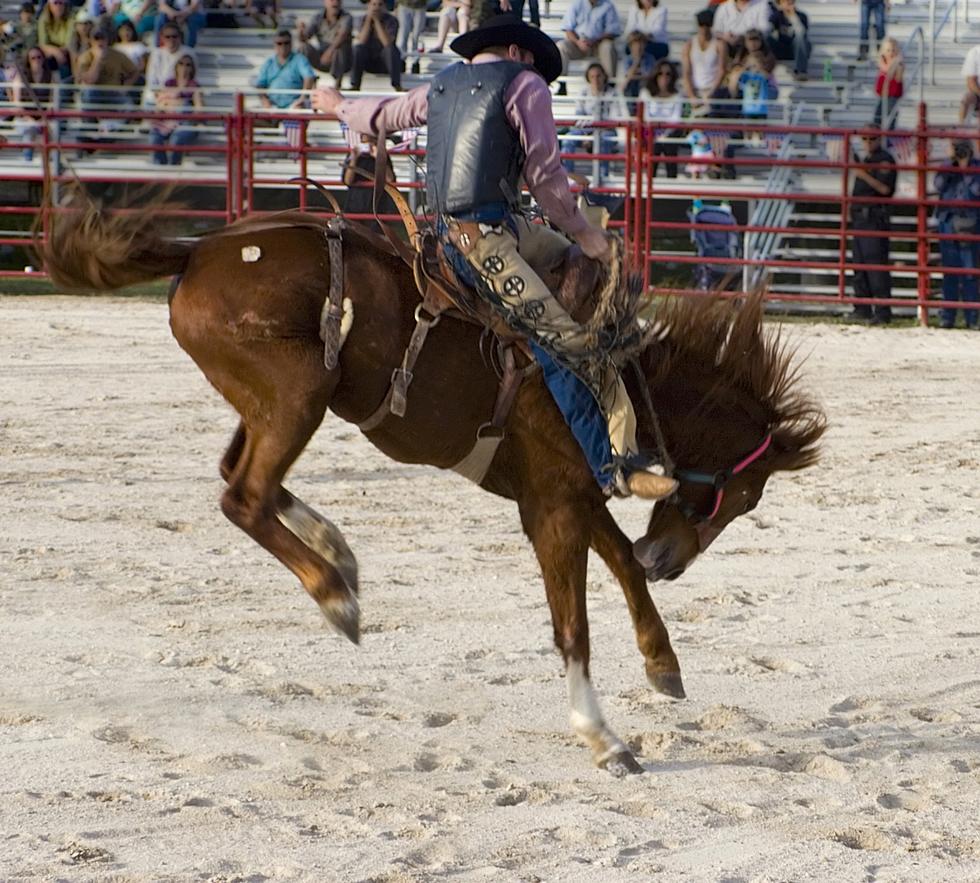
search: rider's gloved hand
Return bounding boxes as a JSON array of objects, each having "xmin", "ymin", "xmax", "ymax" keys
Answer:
[{"xmin": 577, "ymin": 225, "xmax": 612, "ymax": 262}]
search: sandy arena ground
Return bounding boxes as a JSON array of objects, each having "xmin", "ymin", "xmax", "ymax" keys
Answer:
[{"xmin": 1, "ymin": 296, "xmax": 979, "ymax": 883}]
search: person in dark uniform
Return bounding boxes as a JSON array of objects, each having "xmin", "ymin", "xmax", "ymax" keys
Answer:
[{"xmin": 850, "ymin": 129, "xmax": 896, "ymax": 324}]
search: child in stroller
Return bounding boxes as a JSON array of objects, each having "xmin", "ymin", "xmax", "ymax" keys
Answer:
[{"xmin": 688, "ymin": 199, "xmax": 740, "ymax": 290}]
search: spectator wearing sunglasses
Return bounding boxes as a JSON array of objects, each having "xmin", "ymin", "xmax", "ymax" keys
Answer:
[
  {"xmin": 643, "ymin": 61, "xmax": 683, "ymax": 178},
  {"xmin": 151, "ymin": 50, "xmax": 203, "ymax": 164},
  {"xmin": 144, "ymin": 23, "xmax": 195, "ymax": 106},
  {"xmin": 256, "ymin": 29, "xmax": 317, "ymax": 109},
  {"xmin": 154, "ymin": 0, "xmax": 206, "ymax": 48}
]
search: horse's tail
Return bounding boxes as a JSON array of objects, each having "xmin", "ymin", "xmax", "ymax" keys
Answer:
[{"xmin": 37, "ymin": 198, "xmax": 193, "ymax": 291}]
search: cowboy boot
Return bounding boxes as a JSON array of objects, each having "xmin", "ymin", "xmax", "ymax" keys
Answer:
[{"xmin": 625, "ymin": 471, "xmax": 678, "ymax": 501}]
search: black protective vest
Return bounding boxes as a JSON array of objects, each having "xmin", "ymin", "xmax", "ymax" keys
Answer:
[{"xmin": 426, "ymin": 61, "xmax": 529, "ymax": 216}]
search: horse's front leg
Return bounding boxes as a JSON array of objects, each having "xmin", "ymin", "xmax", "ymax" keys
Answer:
[
  {"xmin": 520, "ymin": 498, "xmax": 643, "ymax": 775},
  {"xmin": 590, "ymin": 505, "xmax": 685, "ymax": 699}
]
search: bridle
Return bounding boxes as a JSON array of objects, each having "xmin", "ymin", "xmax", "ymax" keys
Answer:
[{"xmin": 672, "ymin": 432, "xmax": 773, "ymax": 525}]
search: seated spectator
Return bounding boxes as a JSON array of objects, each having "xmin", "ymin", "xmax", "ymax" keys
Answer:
[
  {"xmin": 712, "ymin": 0, "xmax": 770, "ymax": 56},
  {"xmin": 557, "ymin": 0, "xmax": 621, "ymax": 83},
  {"xmin": 256, "ymin": 29, "xmax": 316, "ymax": 110},
  {"xmin": 68, "ymin": 11, "xmax": 94, "ymax": 81},
  {"xmin": 2, "ymin": 3, "xmax": 39, "ymax": 58},
  {"xmin": 959, "ymin": 43, "xmax": 980, "ymax": 123},
  {"xmin": 113, "ymin": 18, "xmax": 148, "ymax": 101},
  {"xmin": 730, "ymin": 48, "xmax": 777, "ymax": 121},
  {"xmin": 933, "ymin": 139, "xmax": 980, "ymax": 329},
  {"xmin": 115, "ymin": 0, "xmax": 155, "ymax": 35},
  {"xmin": 643, "ymin": 60, "xmax": 683, "ymax": 178},
  {"xmin": 298, "ymin": 0, "xmax": 352, "ymax": 88},
  {"xmin": 623, "ymin": 0, "xmax": 669, "ymax": 100},
  {"xmin": 77, "ymin": 26, "xmax": 139, "ymax": 108},
  {"xmin": 395, "ymin": 0, "xmax": 426, "ymax": 59},
  {"xmin": 112, "ymin": 17, "xmax": 148, "ymax": 73},
  {"xmin": 245, "ymin": 0, "xmax": 279, "ymax": 29},
  {"xmin": 11, "ymin": 44, "xmax": 58, "ymax": 161},
  {"xmin": 76, "ymin": 25, "xmax": 138, "ymax": 148},
  {"xmin": 350, "ymin": 0, "xmax": 400, "ymax": 92},
  {"xmin": 733, "ymin": 28, "xmax": 775, "ymax": 73},
  {"xmin": 85, "ymin": 0, "xmax": 122, "ymax": 38},
  {"xmin": 37, "ymin": 0, "xmax": 75, "ymax": 80},
  {"xmin": 873, "ymin": 36, "xmax": 902, "ymax": 128},
  {"xmin": 433, "ymin": 0, "xmax": 469, "ymax": 53},
  {"xmin": 155, "ymin": 0, "xmax": 206, "ymax": 49},
  {"xmin": 682, "ymin": 9, "xmax": 726, "ymax": 117},
  {"xmin": 768, "ymin": 0, "xmax": 810, "ymax": 80},
  {"xmin": 144, "ymin": 22, "xmax": 194, "ymax": 106},
  {"xmin": 560, "ymin": 61, "xmax": 626, "ymax": 182},
  {"xmin": 150, "ymin": 50, "xmax": 202, "ymax": 164}
]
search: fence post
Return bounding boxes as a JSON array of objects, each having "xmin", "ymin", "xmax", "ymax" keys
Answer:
[
  {"xmin": 838, "ymin": 132, "xmax": 851, "ymax": 303},
  {"xmin": 235, "ymin": 92, "xmax": 246, "ymax": 218},
  {"xmin": 633, "ymin": 102, "xmax": 645, "ymax": 272},
  {"xmin": 916, "ymin": 102, "xmax": 930, "ymax": 326}
]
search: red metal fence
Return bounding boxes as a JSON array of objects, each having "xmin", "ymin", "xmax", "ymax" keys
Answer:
[{"xmin": 3, "ymin": 101, "xmax": 979, "ymax": 325}]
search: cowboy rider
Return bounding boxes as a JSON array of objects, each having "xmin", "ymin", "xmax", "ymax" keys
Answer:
[{"xmin": 312, "ymin": 15, "xmax": 676, "ymax": 501}]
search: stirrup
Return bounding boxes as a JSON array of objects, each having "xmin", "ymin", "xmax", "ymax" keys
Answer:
[{"xmin": 624, "ymin": 471, "xmax": 678, "ymax": 501}]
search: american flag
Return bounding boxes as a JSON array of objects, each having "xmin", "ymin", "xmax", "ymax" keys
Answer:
[
  {"xmin": 824, "ymin": 135, "xmax": 845, "ymax": 164},
  {"xmin": 283, "ymin": 119, "xmax": 304, "ymax": 150},
  {"xmin": 889, "ymin": 134, "xmax": 916, "ymax": 166}
]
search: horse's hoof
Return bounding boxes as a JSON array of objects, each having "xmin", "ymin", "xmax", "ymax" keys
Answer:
[
  {"xmin": 599, "ymin": 750, "xmax": 645, "ymax": 777},
  {"xmin": 320, "ymin": 592, "xmax": 360, "ymax": 645},
  {"xmin": 648, "ymin": 670, "xmax": 686, "ymax": 699}
]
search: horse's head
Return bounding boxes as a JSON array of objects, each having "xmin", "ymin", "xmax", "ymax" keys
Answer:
[{"xmin": 630, "ymin": 296, "xmax": 826, "ymax": 582}]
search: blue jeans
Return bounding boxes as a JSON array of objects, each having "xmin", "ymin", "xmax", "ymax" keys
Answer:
[
  {"xmin": 938, "ymin": 225, "xmax": 979, "ymax": 327},
  {"xmin": 859, "ymin": 0, "xmax": 886, "ymax": 53},
  {"xmin": 154, "ymin": 11, "xmax": 207, "ymax": 47},
  {"xmin": 150, "ymin": 127, "xmax": 198, "ymax": 165}
]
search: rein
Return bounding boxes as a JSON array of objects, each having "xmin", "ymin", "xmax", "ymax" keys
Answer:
[{"xmin": 674, "ymin": 432, "xmax": 773, "ymax": 523}]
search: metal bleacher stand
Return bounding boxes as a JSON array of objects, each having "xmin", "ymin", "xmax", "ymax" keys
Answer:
[{"xmin": 1, "ymin": 0, "xmax": 978, "ymax": 316}]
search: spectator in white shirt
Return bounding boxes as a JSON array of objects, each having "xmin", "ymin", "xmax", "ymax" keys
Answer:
[
  {"xmin": 643, "ymin": 59, "xmax": 683, "ymax": 177},
  {"xmin": 682, "ymin": 8, "xmax": 726, "ymax": 116},
  {"xmin": 959, "ymin": 44, "xmax": 980, "ymax": 123},
  {"xmin": 143, "ymin": 21, "xmax": 195, "ymax": 106},
  {"xmin": 623, "ymin": 0, "xmax": 668, "ymax": 99},
  {"xmin": 713, "ymin": 0, "xmax": 770, "ymax": 56}
]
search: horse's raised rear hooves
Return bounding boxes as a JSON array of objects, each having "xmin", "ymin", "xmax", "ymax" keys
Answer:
[
  {"xmin": 647, "ymin": 668, "xmax": 686, "ymax": 700},
  {"xmin": 320, "ymin": 592, "xmax": 361, "ymax": 644},
  {"xmin": 599, "ymin": 750, "xmax": 645, "ymax": 777}
]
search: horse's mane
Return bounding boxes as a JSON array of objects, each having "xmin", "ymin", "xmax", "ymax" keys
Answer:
[{"xmin": 645, "ymin": 293, "xmax": 827, "ymax": 471}]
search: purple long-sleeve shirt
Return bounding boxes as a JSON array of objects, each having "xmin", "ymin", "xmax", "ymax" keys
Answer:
[{"xmin": 336, "ymin": 54, "xmax": 590, "ymax": 238}]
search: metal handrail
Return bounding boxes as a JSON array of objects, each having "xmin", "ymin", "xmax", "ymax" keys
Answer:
[{"xmin": 743, "ymin": 102, "xmax": 805, "ymax": 290}]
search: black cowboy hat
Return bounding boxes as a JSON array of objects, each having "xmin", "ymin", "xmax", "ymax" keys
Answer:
[{"xmin": 450, "ymin": 14, "xmax": 562, "ymax": 84}]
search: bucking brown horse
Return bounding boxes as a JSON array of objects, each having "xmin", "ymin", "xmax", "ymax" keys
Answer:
[{"xmin": 40, "ymin": 205, "xmax": 825, "ymax": 775}]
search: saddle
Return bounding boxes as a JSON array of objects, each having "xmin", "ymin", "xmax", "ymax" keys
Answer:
[{"xmin": 313, "ymin": 168, "xmax": 632, "ymax": 486}]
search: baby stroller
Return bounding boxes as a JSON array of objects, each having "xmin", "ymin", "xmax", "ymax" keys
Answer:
[{"xmin": 688, "ymin": 200, "xmax": 741, "ymax": 290}]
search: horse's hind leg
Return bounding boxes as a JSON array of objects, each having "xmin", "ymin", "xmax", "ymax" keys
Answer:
[
  {"xmin": 520, "ymin": 497, "xmax": 643, "ymax": 776},
  {"xmin": 220, "ymin": 396, "xmax": 360, "ymax": 642},
  {"xmin": 220, "ymin": 421, "xmax": 247, "ymax": 482},
  {"xmin": 590, "ymin": 506, "xmax": 685, "ymax": 699}
]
